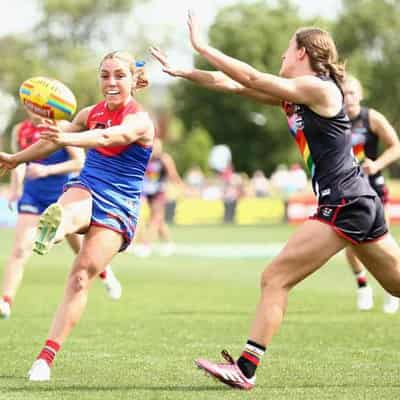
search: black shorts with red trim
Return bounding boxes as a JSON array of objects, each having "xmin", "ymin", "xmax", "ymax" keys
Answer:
[{"xmin": 311, "ymin": 196, "xmax": 388, "ymax": 244}]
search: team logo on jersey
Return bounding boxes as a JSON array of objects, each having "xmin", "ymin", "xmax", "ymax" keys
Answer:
[{"xmin": 321, "ymin": 207, "xmax": 333, "ymax": 217}]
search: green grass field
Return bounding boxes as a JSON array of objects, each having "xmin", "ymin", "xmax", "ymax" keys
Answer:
[{"xmin": 1, "ymin": 224, "xmax": 400, "ymax": 400}]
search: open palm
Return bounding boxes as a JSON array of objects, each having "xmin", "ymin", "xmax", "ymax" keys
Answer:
[
  {"xmin": 187, "ymin": 10, "xmax": 206, "ymax": 52},
  {"xmin": 149, "ymin": 46, "xmax": 187, "ymax": 78}
]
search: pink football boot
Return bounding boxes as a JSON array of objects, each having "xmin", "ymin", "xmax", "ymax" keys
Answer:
[{"xmin": 195, "ymin": 350, "xmax": 256, "ymax": 390}]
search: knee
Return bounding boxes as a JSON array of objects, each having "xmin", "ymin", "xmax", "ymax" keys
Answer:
[
  {"xmin": 12, "ymin": 246, "xmax": 31, "ymax": 261},
  {"xmin": 69, "ymin": 260, "xmax": 99, "ymax": 292},
  {"xmin": 260, "ymin": 265, "xmax": 290, "ymax": 294}
]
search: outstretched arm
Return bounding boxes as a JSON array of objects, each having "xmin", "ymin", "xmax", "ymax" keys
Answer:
[
  {"xmin": 150, "ymin": 46, "xmax": 280, "ymax": 105},
  {"xmin": 0, "ymin": 106, "xmax": 93, "ymax": 174},
  {"xmin": 186, "ymin": 11, "xmax": 328, "ymax": 106},
  {"xmin": 0, "ymin": 134, "xmax": 62, "ymax": 174},
  {"xmin": 40, "ymin": 112, "xmax": 154, "ymax": 149}
]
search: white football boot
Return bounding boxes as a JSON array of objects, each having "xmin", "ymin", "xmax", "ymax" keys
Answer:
[
  {"xmin": 357, "ymin": 286, "xmax": 373, "ymax": 311},
  {"xmin": 0, "ymin": 299, "xmax": 11, "ymax": 319},
  {"xmin": 102, "ymin": 267, "xmax": 122, "ymax": 300},
  {"xmin": 28, "ymin": 359, "xmax": 51, "ymax": 381},
  {"xmin": 383, "ymin": 292, "xmax": 399, "ymax": 314}
]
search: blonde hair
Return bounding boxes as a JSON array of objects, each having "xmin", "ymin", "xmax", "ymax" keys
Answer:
[
  {"xmin": 100, "ymin": 51, "xmax": 149, "ymax": 94},
  {"xmin": 343, "ymin": 74, "xmax": 363, "ymax": 98},
  {"xmin": 295, "ymin": 27, "xmax": 345, "ymax": 87}
]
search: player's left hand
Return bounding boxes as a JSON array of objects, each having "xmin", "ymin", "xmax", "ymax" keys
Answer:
[
  {"xmin": 149, "ymin": 47, "xmax": 189, "ymax": 78},
  {"xmin": 187, "ymin": 10, "xmax": 207, "ymax": 53},
  {"xmin": 362, "ymin": 158, "xmax": 378, "ymax": 175}
]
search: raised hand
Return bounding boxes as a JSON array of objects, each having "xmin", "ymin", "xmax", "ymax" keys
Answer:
[
  {"xmin": 187, "ymin": 10, "xmax": 206, "ymax": 53},
  {"xmin": 149, "ymin": 46, "xmax": 188, "ymax": 78}
]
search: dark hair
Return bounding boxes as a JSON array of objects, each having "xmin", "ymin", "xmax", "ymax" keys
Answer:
[{"xmin": 295, "ymin": 27, "xmax": 345, "ymax": 87}]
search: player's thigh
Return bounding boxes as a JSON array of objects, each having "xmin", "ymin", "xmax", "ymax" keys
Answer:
[
  {"xmin": 65, "ymin": 233, "xmax": 82, "ymax": 254},
  {"xmin": 58, "ymin": 187, "xmax": 92, "ymax": 210},
  {"xmin": 73, "ymin": 226, "xmax": 123, "ymax": 276},
  {"xmin": 351, "ymin": 234, "xmax": 400, "ymax": 293},
  {"xmin": 263, "ymin": 219, "xmax": 347, "ymax": 289},
  {"xmin": 58, "ymin": 187, "xmax": 93, "ymax": 226}
]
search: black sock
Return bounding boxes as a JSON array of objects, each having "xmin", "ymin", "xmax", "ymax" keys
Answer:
[{"xmin": 237, "ymin": 340, "xmax": 266, "ymax": 379}]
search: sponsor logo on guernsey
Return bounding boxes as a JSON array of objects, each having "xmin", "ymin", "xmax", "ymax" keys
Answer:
[
  {"xmin": 92, "ymin": 111, "xmax": 105, "ymax": 118},
  {"xmin": 321, "ymin": 188, "xmax": 331, "ymax": 197},
  {"xmin": 125, "ymin": 198, "xmax": 137, "ymax": 211}
]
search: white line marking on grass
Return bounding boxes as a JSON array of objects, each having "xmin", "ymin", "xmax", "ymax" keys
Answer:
[{"xmin": 164, "ymin": 243, "xmax": 284, "ymax": 258}]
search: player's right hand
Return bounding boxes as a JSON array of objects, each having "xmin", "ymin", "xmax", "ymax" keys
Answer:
[{"xmin": 0, "ymin": 152, "xmax": 17, "ymax": 176}]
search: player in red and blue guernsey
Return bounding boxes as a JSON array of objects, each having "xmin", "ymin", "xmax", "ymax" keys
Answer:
[
  {"xmin": 152, "ymin": 12, "xmax": 400, "ymax": 390},
  {"xmin": 0, "ymin": 51, "xmax": 154, "ymax": 381},
  {"xmin": 0, "ymin": 111, "xmax": 122, "ymax": 320}
]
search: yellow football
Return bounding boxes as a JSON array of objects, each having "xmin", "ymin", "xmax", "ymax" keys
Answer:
[{"xmin": 19, "ymin": 76, "xmax": 77, "ymax": 120}]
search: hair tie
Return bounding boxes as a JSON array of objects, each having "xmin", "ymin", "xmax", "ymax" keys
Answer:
[{"xmin": 135, "ymin": 60, "xmax": 146, "ymax": 68}]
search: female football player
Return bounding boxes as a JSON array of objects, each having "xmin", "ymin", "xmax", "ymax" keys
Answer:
[
  {"xmin": 151, "ymin": 12, "xmax": 400, "ymax": 390},
  {"xmin": 0, "ymin": 110, "xmax": 122, "ymax": 320},
  {"xmin": 343, "ymin": 75, "xmax": 400, "ymax": 313},
  {"xmin": 0, "ymin": 51, "xmax": 154, "ymax": 381},
  {"xmin": 134, "ymin": 137, "xmax": 183, "ymax": 257}
]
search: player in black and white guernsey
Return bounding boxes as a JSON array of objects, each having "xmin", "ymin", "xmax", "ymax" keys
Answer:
[
  {"xmin": 151, "ymin": 12, "xmax": 400, "ymax": 391},
  {"xmin": 343, "ymin": 76, "xmax": 400, "ymax": 313}
]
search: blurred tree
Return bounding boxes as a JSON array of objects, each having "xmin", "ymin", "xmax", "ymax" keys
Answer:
[
  {"xmin": 0, "ymin": 0, "xmax": 148, "ymax": 151},
  {"xmin": 172, "ymin": 1, "xmax": 304, "ymax": 174},
  {"xmin": 334, "ymin": 0, "xmax": 400, "ymax": 176},
  {"xmin": 167, "ymin": 124, "xmax": 214, "ymax": 174}
]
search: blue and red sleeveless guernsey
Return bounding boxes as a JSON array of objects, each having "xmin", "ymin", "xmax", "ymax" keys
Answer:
[
  {"xmin": 282, "ymin": 80, "xmax": 375, "ymax": 203},
  {"xmin": 65, "ymin": 99, "xmax": 152, "ymax": 250},
  {"xmin": 17, "ymin": 119, "xmax": 71, "ymax": 214}
]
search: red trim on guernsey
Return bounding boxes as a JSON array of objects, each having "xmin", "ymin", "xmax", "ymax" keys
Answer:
[
  {"xmin": 241, "ymin": 352, "xmax": 260, "ymax": 366},
  {"xmin": 106, "ymin": 211, "xmax": 136, "ymax": 233},
  {"xmin": 90, "ymin": 221, "xmax": 130, "ymax": 243},
  {"xmin": 330, "ymin": 198, "xmax": 346, "ymax": 224}
]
